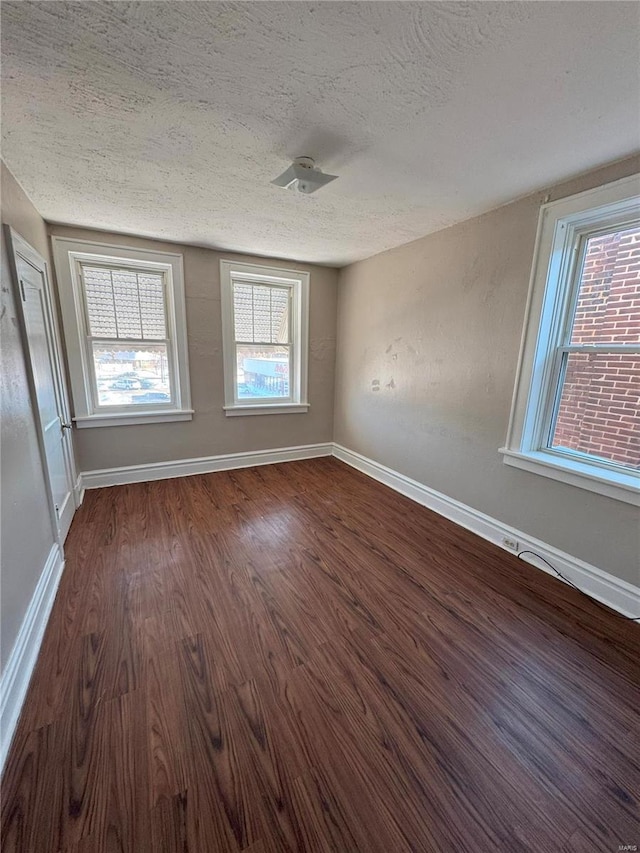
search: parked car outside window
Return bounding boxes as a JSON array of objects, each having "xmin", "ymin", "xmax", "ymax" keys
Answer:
[{"xmin": 110, "ymin": 377, "xmax": 141, "ymax": 390}]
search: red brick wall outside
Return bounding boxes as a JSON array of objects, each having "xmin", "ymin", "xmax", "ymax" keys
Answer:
[{"xmin": 551, "ymin": 227, "xmax": 640, "ymax": 470}]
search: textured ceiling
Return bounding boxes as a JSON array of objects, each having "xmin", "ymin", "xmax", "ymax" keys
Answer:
[{"xmin": 2, "ymin": 2, "xmax": 639, "ymax": 266}]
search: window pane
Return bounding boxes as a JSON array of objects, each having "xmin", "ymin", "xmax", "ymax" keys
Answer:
[
  {"xmin": 233, "ymin": 282, "xmax": 289, "ymax": 344},
  {"xmin": 569, "ymin": 226, "xmax": 640, "ymax": 345},
  {"xmin": 83, "ymin": 266, "xmax": 167, "ymax": 340},
  {"xmin": 92, "ymin": 342, "xmax": 172, "ymax": 407},
  {"xmin": 550, "ymin": 352, "xmax": 640, "ymax": 470},
  {"xmin": 236, "ymin": 344, "xmax": 290, "ymax": 399}
]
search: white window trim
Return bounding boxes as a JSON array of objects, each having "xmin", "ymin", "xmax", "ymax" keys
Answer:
[
  {"xmin": 220, "ymin": 260, "xmax": 309, "ymax": 416},
  {"xmin": 501, "ymin": 174, "xmax": 640, "ymax": 507},
  {"xmin": 52, "ymin": 237, "xmax": 193, "ymax": 428}
]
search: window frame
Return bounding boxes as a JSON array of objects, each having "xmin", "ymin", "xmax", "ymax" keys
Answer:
[
  {"xmin": 501, "ymin": 174, "xmax": 640, "ymax": 507},
  {"xmin": 220, "ymin": 260, "xmax": 310, "ymax": 416},
  {"xmin": 52, "ymin": 238, "xmax": 192, "ymax": 428}
]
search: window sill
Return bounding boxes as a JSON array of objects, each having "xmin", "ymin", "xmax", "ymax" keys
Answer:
[
  {"xmin": 224, "ymin": 403, "xmax": 310, "ymax": 417},
  {"xmin": 499, "ymin": 447, "xmax": 640, "ymax": 506},
  {"xmin": 74, "ymin": 409, "xmax": 194, "ymax": 428}
]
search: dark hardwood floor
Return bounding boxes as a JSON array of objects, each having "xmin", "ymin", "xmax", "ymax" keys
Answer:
[{"xmin": 2, "ymin": 457, "xmax": 639, "ymax": 852}]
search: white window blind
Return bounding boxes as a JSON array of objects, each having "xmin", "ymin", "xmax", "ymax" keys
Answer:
[
  {"xmin": 82, "ymin": 266, "xmax": 167, "ymax": 340},
  {"xmin": 233, "ymin": 282, "xmax": 290, "ymax": 344}
]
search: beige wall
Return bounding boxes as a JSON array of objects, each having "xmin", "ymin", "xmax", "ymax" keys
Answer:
[
  {"xmin": 0, "ymin": 162, "xmax": 59, "ymax": 671},
  {"xmin": 48, "ymin": 225, "xmax": 338, "ymax": 472},
  {"xmin": 334, "ymin": 156, "xmax": 640, "ymax": 587}
]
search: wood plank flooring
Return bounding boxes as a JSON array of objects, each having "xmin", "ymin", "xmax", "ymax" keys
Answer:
[{"xmin": 2, "ymin": 457, "xmax": 639, "ymax": 852}]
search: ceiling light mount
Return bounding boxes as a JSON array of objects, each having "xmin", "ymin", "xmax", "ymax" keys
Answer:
[{"xmin": 271, "ymin": 157, "xmax": 338, "ymax": 194}]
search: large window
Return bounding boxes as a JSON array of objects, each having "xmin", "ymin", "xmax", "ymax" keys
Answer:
[
  {"xmin": 502, "ymin": 175, "xmax": 639, "ymax": 505},
  {"xmin": 53, "ymin": 239, "xmax": 192, "ymax": 427},
  {"xmin": 220, "ymin": 261, "xmax": 309, "ymax": 415}
]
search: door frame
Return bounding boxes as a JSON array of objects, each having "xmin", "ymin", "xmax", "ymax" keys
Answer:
[{"xmin": 4, "ymin": 225, "xmax": 78, "ymax": 543}]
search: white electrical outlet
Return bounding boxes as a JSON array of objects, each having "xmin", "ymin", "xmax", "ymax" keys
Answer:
[{"xmin": 502, "ymin": 537, "xmax": 519, "ymax": 552}]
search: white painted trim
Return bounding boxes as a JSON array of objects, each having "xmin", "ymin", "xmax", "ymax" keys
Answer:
[
  {"xmin": 219, "ymin": 259, "xmax": 310, "ymax": 412},
  {"xmin": 500, "ymin": 447, "xmax": 639, "ymax": 506},
  {"xmin": 51, "ymin": 237, "xmax": 192, "ymax": 425},
  {"xmin": 332, "ymin": 444, "xmax": 640, "ymax": 620},
  {"xmin": 4, "ymin": 227, "xmax": 79, "ymax": 543},
  {"xmin": 224, "ymin": 403, "xmax": 309, "ymax": 417},
  {"xmin": 80, "ymin": 442, "xmax": 333, "ymax": 489},
  {"xmin": 0, "ymin": 544, "xmax": 65, "ymax": 772},
  {"xmin": 74, "ymin": 409, "xmax": 194, "ymax": 428},
  {"xmin": 502, "ymin": 173, "xmax": 640, "ymax": 503},
  {"xmin": 74, "ymin": 474, "xmax": 85, "ymax": 508}
]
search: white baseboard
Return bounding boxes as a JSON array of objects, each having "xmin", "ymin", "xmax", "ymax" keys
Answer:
[
  {"xmin": 333, "ymin": 444, "xmax": 640, "ymax": 620},
  {"xmin": 80, "ymin": 442, "xmax": 334, "ymax": 489},
  {"xmin": 0, "ymin": 543, "xmax": 65, "ymax": 772},
  {"xmin": 78, "ymin": 439, "xmax": 639, "ymax": 618}
]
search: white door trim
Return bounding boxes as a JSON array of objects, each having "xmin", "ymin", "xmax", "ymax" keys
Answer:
[{"xmin": 4, "ymin": 226, "xmax": 78, "ymax": 542}]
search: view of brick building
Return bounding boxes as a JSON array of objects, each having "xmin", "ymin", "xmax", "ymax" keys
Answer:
[{"xmin": 551, "ymin": 226, "xmax": 640, "ymax": 470}]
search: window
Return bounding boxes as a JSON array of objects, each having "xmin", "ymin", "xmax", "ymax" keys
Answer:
[
  {"xmin": 501, "ymin": 175, "xmax": 640, "ymax": 505},
  {"xmin": 220, "ymin": 260, "xmax": 309, "ymax": 415},
  {"xmin": 53, "ymin": 239, "xmax": 192, "ymax": 427}
]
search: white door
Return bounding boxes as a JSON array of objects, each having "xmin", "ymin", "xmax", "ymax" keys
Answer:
[{"xmin": 7, "ymin": 228, "xmax": 77, "ymax": 542}]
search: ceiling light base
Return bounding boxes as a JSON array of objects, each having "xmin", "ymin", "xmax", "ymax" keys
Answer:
[{"xmin": 271, "ymin": 157, "xmax": 338, "ymax": 194}]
